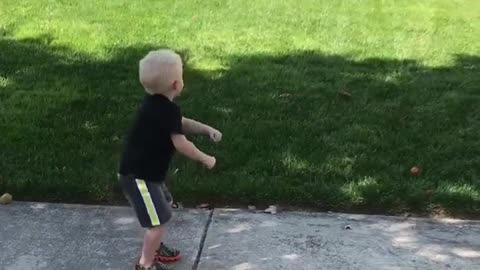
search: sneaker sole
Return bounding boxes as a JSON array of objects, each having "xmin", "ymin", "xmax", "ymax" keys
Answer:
[
  {"xmin": 134, "ymin": 264, "xmax": 176, "ymax": 270},
  {"xmin": 156, "ymin": 254, "xmax": 182, "ymax": 262}
]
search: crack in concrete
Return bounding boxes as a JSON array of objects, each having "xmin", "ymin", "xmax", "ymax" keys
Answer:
[{"xmin": 192, "ymin": 209, "xmax": 214, "ymax": 270}]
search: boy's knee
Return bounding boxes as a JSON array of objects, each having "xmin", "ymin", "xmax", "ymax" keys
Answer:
[
  {"xmin": 150, "ymin": 224, "xmax": 166, "ymax": 229},
  {"xmin": 147, "ymin": 224, "xmax": 166, "ymax": 234}
]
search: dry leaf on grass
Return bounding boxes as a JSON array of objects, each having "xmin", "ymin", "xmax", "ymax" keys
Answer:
[
  {"xmin": 0, "ymin": 193, "xmax": 13, "ymax": 205},
  {"xmin": 264, "ymin": 205, "xmax": 278, "ymax": 214},
  {"xmin": 197, "ymin": 203, "xmax": 211, "ymax": 209}
]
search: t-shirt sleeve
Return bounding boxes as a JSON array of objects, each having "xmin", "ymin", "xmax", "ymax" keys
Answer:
[{"xmin": 168, "ymin": 105, "xmax": 183, "ymax": 135}]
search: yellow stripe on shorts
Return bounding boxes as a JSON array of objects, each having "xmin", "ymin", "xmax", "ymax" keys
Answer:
[{"xmin": 135, "ymin": 179, "xmax": 160, "ymax": 226}]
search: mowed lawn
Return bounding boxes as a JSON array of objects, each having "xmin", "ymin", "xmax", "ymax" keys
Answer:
[{"xmin": 1, "ymin": 0, "xmax": 479, "ymax": 216}]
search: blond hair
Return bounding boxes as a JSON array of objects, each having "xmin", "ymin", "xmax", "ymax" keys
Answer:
[{"xmin": 139, "ymin": 49, "xmax": 182, "ymax": 94}]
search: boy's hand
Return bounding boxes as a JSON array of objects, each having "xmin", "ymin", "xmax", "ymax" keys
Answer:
[
  {"xmin": 171, "ymin": 134, "xmax": 216, "ymax": 169},
  {"xmin": 208, "ymin": 128, "xmax": 222, "ymax": 143},
  {"xmin": 203, "ymin": 156, "xmax": 216, "ymax": 169}
]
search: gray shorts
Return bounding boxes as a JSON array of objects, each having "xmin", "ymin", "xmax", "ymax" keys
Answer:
[{"xmin": 119, "ymin": 174, "xmax": 173, "ymax": 228}]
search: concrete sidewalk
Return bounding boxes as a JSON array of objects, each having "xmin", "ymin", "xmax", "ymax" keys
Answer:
[{"xmin": 1, "ymin": 202, "xmax": 479, "ymax": 270}]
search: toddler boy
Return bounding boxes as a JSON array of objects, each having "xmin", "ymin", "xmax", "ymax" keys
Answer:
[{"xmin": 118, "ymin": 49, "xmax": 221, "ymax": 270}]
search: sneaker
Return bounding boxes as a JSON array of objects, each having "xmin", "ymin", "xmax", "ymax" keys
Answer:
[
  {"xmin": 155, "ymin": 242, "xmax": 181, "ymax": 262},
  {"xmin": 135, "ymin": 261, "xmax": 174, "ymax": 270}
]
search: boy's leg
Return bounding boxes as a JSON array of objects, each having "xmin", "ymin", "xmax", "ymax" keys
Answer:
[
  {"xmin": 155, "ymin": 182, "xmax": 182, "ymax": 262},
  {"xmin": 139, "ymin": 225, "xmax": 166, "ymax": 267},
  {"xmin": 119, "ymin": 175, "xmax": 174, "ymax": 269}
]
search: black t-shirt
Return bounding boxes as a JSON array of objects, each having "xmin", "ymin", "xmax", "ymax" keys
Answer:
[{"xmin": 119, "ymin": 94, "xmax": 183, "ymax": 182}]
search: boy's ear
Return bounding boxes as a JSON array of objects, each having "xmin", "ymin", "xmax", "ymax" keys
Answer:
[{"xmin": 172, "ymin": 80, "xmax": 179, "ymax": 90}]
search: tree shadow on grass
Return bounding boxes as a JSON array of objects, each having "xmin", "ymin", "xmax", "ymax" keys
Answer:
[
  {"xmin": 0, "ymin": 35, "xmax": 479, "ymax": 216},
  {"xmin": 0, "ymin": 35, "xmax": 201, "ymax": 203},
  {"xmin": 177, "ymin": 51, "xmax": 480, "ymax": 217}
]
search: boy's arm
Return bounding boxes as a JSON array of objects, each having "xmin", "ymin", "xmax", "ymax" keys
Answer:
[
  {"xmin": 181, "ymin": 117, "xmax": 210, "ymax": 134},
  {"xmin": 171, "ymin": 134, "xmax": 216, "ymax": 169},
  {"xmin": 182, "ymin": 117, "xmax": 222, "ymax": 142}
]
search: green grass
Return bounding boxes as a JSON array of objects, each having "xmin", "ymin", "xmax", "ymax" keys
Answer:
[{"xmin": 1, "ymin": 0, "xmax": 479, "ymax": 216}]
